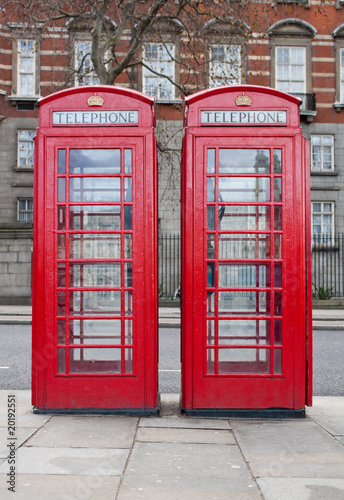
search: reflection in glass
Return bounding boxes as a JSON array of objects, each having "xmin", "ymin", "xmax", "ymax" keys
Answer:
[
  {"xmin": 218, "ymin": 320, "xmax": 269, "ymax": 345},
  {"xmin": 274, "ymin": 291, "xmax": 283, "ymax": 316},
  {"xmin": 207, "ymin": 320, "xmax": 215, "ymax": 345},
  {"xmin": 57, "ymin": 291, "xmax": 65, "ymax": 316},
  {"xmin": 124, "ymin": 149, "xmax": 132, "ymax": 173},
  {"xmin": 125, "ymin": 348, "xmax": 133, "ymax": 373},
  {"xmin": 207, "ymin": 349, "xmax": 215, "ymax": 374},
  {"xmin": 207, "ymin": 206, "xmax": 215, "ymax": 230},
  {"xmin": 125, "ymin": 263, "xmax": 132, "ymax": 287},
  {"xmin": 124, "ymin": 206, "xmax": 132, "ymax": 230},
  {"xmin": 58, "ymin": 263, "xmax": 66, "ymax": 287},
  {"xmin": 125, "ymin": 291, "xmax": 133, "ymax": 316},
  {"xmin": 218, "ymin": 291, "xmax": 269, "ymax": 316},
  {"xmin": 69, "ymin": 205, "xmax": 121, "ymax": 231},
  {"xmin": 219, "ymin": 177, "xmax": 270, "ymax": 202},
  {"xmin": 207, "ymin": 293, "xmax": 215, "ymax": 314},
  {"xmin": 69, "ymin": 319, "xmax": 121, "ymax": 344},
  {"xmin": 274, "ymin": 348, "xmax": 282, "ymax": 374},
  {"xmin": 207, "ymin": 149, "xmax": 215, "ymax": 173},
  {"xmin": 69, "ymin": 149, "xmax": 121, "ymax": 174},
  {"xmin": 69, "ymin": 291, "xmax": 121, "ymax": 316},
  {"xmin": 57, "ymin": 320, "xmax": 66, "ymax": 344},
  {"xmin": 274, "ymin": 263, "xmax": 282, "ymax": 288},
  {"xmin": 69, "ymin": 348, "xmax": 121, "ymax": 373},
  {"xmin": 125, "ymin": 320, "xmax": 132, "ymax": 344},
  {"xmin": 218, "ymin": 264, "xmax": 270, "ymax": 288},
  {"xmin": 207, "ymin": 178, "xmax": 215, "ymax": 202},
  {"xmin": 125, "ymin": 178, "xmax": 132, "ymax": 201},
  {"xmin": 124, "ymin": 234, "xmax": 132, "ymax": 258},
  {"xmin": 220, "ymin": 206, "xmax": 271, "ymax": 231},
  {"xmin": 218, "ymin": 348, "xmax": 270, "ymax": 374},
  {"xmin": 70, "ymin": 177, "xmax": 120, "ymax": 202},
  {"xmin": 58, "ymin": 206, "xmax": 65, "ymax": 231},
  {"xmin": 70, "ymin": 234, "xmax": 121, "ymax": 259},
  {"xmin": 219, "ymin": 149, "xmax": 270, "ymax": 173},
  {"xmin": 274, "ymin": 149, "xmax": 282, "ymax": 173},
  {"xmin": 274, "ymin": 234, "xmax": 282, "ymax": 259},
  {"xmin": 274, "ymin": 206, "xmax": 282, "ymax": 230},
  {"xmin": 57, "ymin": 349, "xmax": 66, "ymax": 373},
  {"xmin": 70, "ymin": 263, "xmax": 121, "ymax": 287},
  {"xmin": 58, "ymin": 149, "xmax": 66, "ymax": 174},
  {"xmin": 274, "ymin": 320, "xmax": 282, "ymax": 345},
  {"xmin": 274, "ymin": 178, "xmax": 282, "ymax": 202},
  {"xmin": 218, "ymin": 234, "xmax": 271, "ymax": 260},
  {"xmin": 58, "ymin": 178, "xmax": 65, "ymax": 202},
  {"xmin": 58, "ymin": 234, "xmax": 65, "ymax": 259}
]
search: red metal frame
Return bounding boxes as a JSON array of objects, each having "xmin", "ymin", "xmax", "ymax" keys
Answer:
[
  {"xmin": 181, "ymin": 86, "xmax": 312, "ymax": 414},
  {"xmin": 32, "ymin": 86, "xmax": 158, "ymax": 413}
]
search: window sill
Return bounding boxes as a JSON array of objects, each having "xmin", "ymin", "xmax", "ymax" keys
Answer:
[
  {"xmin": 14, "ymin": 167, "xmax": 34, "ymax": 172},
  {"xmin": 334, "ymin": 102, "xmax": 344, "ymax": 112},
  {"xmin": 311, "ymin": 171, "xmax": 338, "ymax": 176},
  {"xmin": 155, "ymin": 99, "xmax": 183, "ymax": 105},
  {"xmin": 8, "ymin": 95, "xmax": 40, "ymax": 105}
]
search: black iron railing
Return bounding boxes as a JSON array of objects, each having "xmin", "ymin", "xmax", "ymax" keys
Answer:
[
  {"xmin": 158, "ymin": 233, "xmax": 180, "ymax": 298},
  {"xmin": 312, "ymin": 234, "xmax": 344, "ymax": 298}
]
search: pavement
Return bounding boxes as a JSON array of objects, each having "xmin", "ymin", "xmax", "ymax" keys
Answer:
[
  {"xmin": 0, "ymin": 391, "xmax": 343, "ymax": 499},
  {"xmin": 1, "ymin": 304, "xmax": 344, "ymax": 329}
]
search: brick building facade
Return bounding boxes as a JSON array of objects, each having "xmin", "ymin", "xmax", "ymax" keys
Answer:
[{"xmin": 0, "ymin": 1, "xmax": 344, "ymax": 303}]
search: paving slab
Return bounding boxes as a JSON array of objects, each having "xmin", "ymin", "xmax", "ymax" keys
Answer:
[
  {"xmin": 117, "ymin": 442, "xmax": 261, "ymax": 500},
  {"xmin": 140, "ymin": 416, "xmax": 230, "ymax": 430},
  {"xmin": 25, "ymin": 415, "xmax": 138, "ymax": 449},
  {"xmin": 309, "ymin": 415, "xmax": 344, "ymax": 437},
  {"xmin": 136, "ymin": 427, "xmax": 235, "ymax": 444},
  {"xmin": 0, "ymin": 447, "xmax": 129, "ymax": 476},
  {"xmin": 307, "ymin": 397, "xmax": 344, "ymax": 417},
  {"xmin": 0, "ymin": 391, "xmax": 32, "ymax": 412},
  {"xmin": 0, "ymin": 473, "xmax": 120, "ymax": 500},
  {"xmin": 0, "ymin": 410, "xmax": 51, "ymax": 428},
  {"xmin": 231, "ymin": 419, "xmax": 344, "ymax": 478},
  {"xmin": 0, "ymin": 428, "xmax": 38, "ymax": 459},
  {"xmin": 257, "ymin": 477, "xmax": 344, "ymax": 500}
]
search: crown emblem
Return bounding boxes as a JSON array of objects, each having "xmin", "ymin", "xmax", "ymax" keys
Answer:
[
  {"xmin": 235, "ymin": 93, "xmax": 252, "ymax": 106},
  {"xmin": 87, "ymin": 93, "xmax": 104, "ymax": 107}
]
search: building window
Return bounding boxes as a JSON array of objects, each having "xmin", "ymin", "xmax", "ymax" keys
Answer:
[
  {"xmin": 18, "ymin": 130, "xmax": 35, "ymax": 169},
  {"xmin": 17, "ymin": 39, "xmax": 36, "ymax": 96},
  {"xmin": 311, "ymin": 136, "xmax": 334, "ymax": 172},
  {"xmin": 209, "ymin": 44, "xmax": 241, "ymax": 87},
  {"xmin": 275, "ymin": 46, "xmax": 306, "ymax": 93},
  {"xmin": 340, "ymin": 48, "xmax": 344, "ymax": 103},
  {"xmin": 17, "ymin": 199, "xmax": 33, "ymax": 223},
  {"xmin": 311, "ymin": 202, "xmax": 334, "ymax": 240},
  {"xmin": 75, "ymin": 40, "xmax": 100, "ymax": 86},
  {"xmin": 143, "ymin": 43, "xmax": 175, "ymax": 100}
]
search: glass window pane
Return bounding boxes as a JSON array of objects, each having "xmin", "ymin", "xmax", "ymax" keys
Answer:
[
  {"xmin": 69, "ymin": 205, "xmax": 121, "ymax": 231},
  {"xmin": 125, "ymin": 178, "xmax": 132, "ymax": 202},
  {"xmin": 218, "ymin": 320, "xmax": 270, "ymax": 345},
  {"xmin": 69, "ymin": 319, "xmax": 121, "ymax": 345},
  {"xmin": 125, "ymin": 348, "xmax": 133, "ymax": 374},
  {"xmin": 57, "ymin": 263, "xmax": 66, "ymax": 288},
  {"xmin": 207, "ymin": 149, "xmax": 215, "ymax": 173},
  {"xmin": 207, "ymin": 320, "xmax": 215, "ymax": 345},
  {"xmin": 274, "ymin": 150, "xmax": 282, "ymax": 173},
  {"xmin": 220, "ymin": 206, "xmax": 271, "ymax": 231},
  {"xmin": 274, "ymin": 349, "xmax": 282, "ymax": 374},
  {"xmin": 58, "ymin": 234, "xmax": 66, "ymax": 259},
  {"xmin": 58, "ymin": 149, "xmax": 66, "ymax": 174},
  {"xmin": 69, "ymin": 291, "xmax": 121, "ymax": 316},
  {"xmin": 218, "ymin": 264, "xmax": 270, "ymax": 288},
  {"xmin": 57, "ymin": 291, "xmax": 65, "ymax": 316},
  {"xmin": 124, "ymin": 149, "xmax": 132, "ymax": 173},
  {"xmin": 218, "ymin": 291, "xmax": 269, "ymax": 316},
  {"xmin": 219, "ymin": 177, "xmax": 270, "ymax": 202},
  {"xmin": 70, "ymin": 263, "xmax": 121, "ymax": 287},
  {"xmin": 57, "ymin": 320, "xmax": 66, "ymax": 344},
  {"xmin": 207, "ymin": 178, "xmax": 215, "ymax": 202},
  {"xmin": 274, "ymin": 206, "xmax": 282, "ymax": 231},
  {"xmin": 207, "ymin": 349, "xmax": 215, "ymax": 374},
  {"xmin": 69, "ymin": 348, "xmax": 121, "ymax": 373},
  {"xmin": 58, "ymin": 206, "xmax": 66, "ymax": 231},
  {"xmin": 125, "ymin": 291, "xmax": 133, "ymax": 316},
  {"xmin": 125, "ymin": 263, "xmax": 132, "ymax": 287},
  {"xmin": 274, "ymin": 178, "xmax": 282, "ymax": 202},
  {"xmin": 70, "ymin": 234, "xmax": 121, "ymax": 259},
  {"xmin": 274, "ymin": 234, "xmax": 282, "ymax": 259},
  {"xmin": 219, "ymin": 234, "xmax": 271, "ymax": 260},
  {"xmin": 207, "ymin": 206, "xmax": 215, "ymax": 230},
  {"xmin": 274, "ymin": 291, "xmax": 283, "ymax": 316},
  {"xmin": 274, "ymin": 320, "xmax": 282, "ymax": 345},
  {"xmin": 218, "ymin": 348, "xmax": 271, "ymax": 374},
  {"xmin": 125, "ymin": 320, "xmax": 133, "ymax": 344},
  {"xmin": 207, "ymin": 293, "xmax": 215, "ymax": 314},
  {"xmin": 219, "ymin": 149, "xmax": 270, "ymax": 173},
  {"xmin": 58, "ymin": 178, "xmax": 65, "ymax": 202},
  {"xmin": 274, "ymin": 263, "xmax": 282, "ymax": 288},
  {"xmin": 69, "ymin": 149, "xmax": 121, "ymax": 174},
  {"xmin": 57, "ymin": 349, "xmax": 66, "ymax": 374},
  {"xmin": 70, "ymin": 178, "xmax": 121, "ymax": 202}
]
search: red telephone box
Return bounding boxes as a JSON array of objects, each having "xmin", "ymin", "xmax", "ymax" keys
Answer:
[
  {"xmin": 32, "ymin": 86, "xmax": 158, "ymax": 414},
  {"xmin": 181, "ymin": 85, "xmax": 312, "ymax": 417}
]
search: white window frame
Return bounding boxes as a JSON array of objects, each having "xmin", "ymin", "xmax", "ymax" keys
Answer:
[
  {"xmin": 340, "ymin": 48, "xmax": 344, "ymax": 103},
  {"xmin": 311, "ymin": 135, "xmax": 334, "ymax": 172},
  {"xmin": 17, "ymin": 130, "xmax": 35, "ymax": 169},
  {"xmin": 142, "ymin": 43, "xmax": 175, "ymax": 100},
  {"xmin": 75, "ymin": 40, "xmax": 100, "ymax": 86},
  {"xmin": 311, "ymin": 201, "xmax": 335, "ymax": 241},
  {"xmin": 209, "ymin": 44, "xmax": 241, "ymax": 87},
  {"xmin": 17, "ymin": 39, "xmax": 36, "ymax": 96},
  {"xmin": 17, "ymin": 199, "xmax": 33, "ymax": 223},
  {"xmin": 275, "ymin": 46, "xmax": 306, "ymax": 94}
]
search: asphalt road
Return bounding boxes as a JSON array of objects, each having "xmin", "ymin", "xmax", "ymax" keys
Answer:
[{"xmin": 0, "ymin": 325, "xmax": 343, "ymax": 396}]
